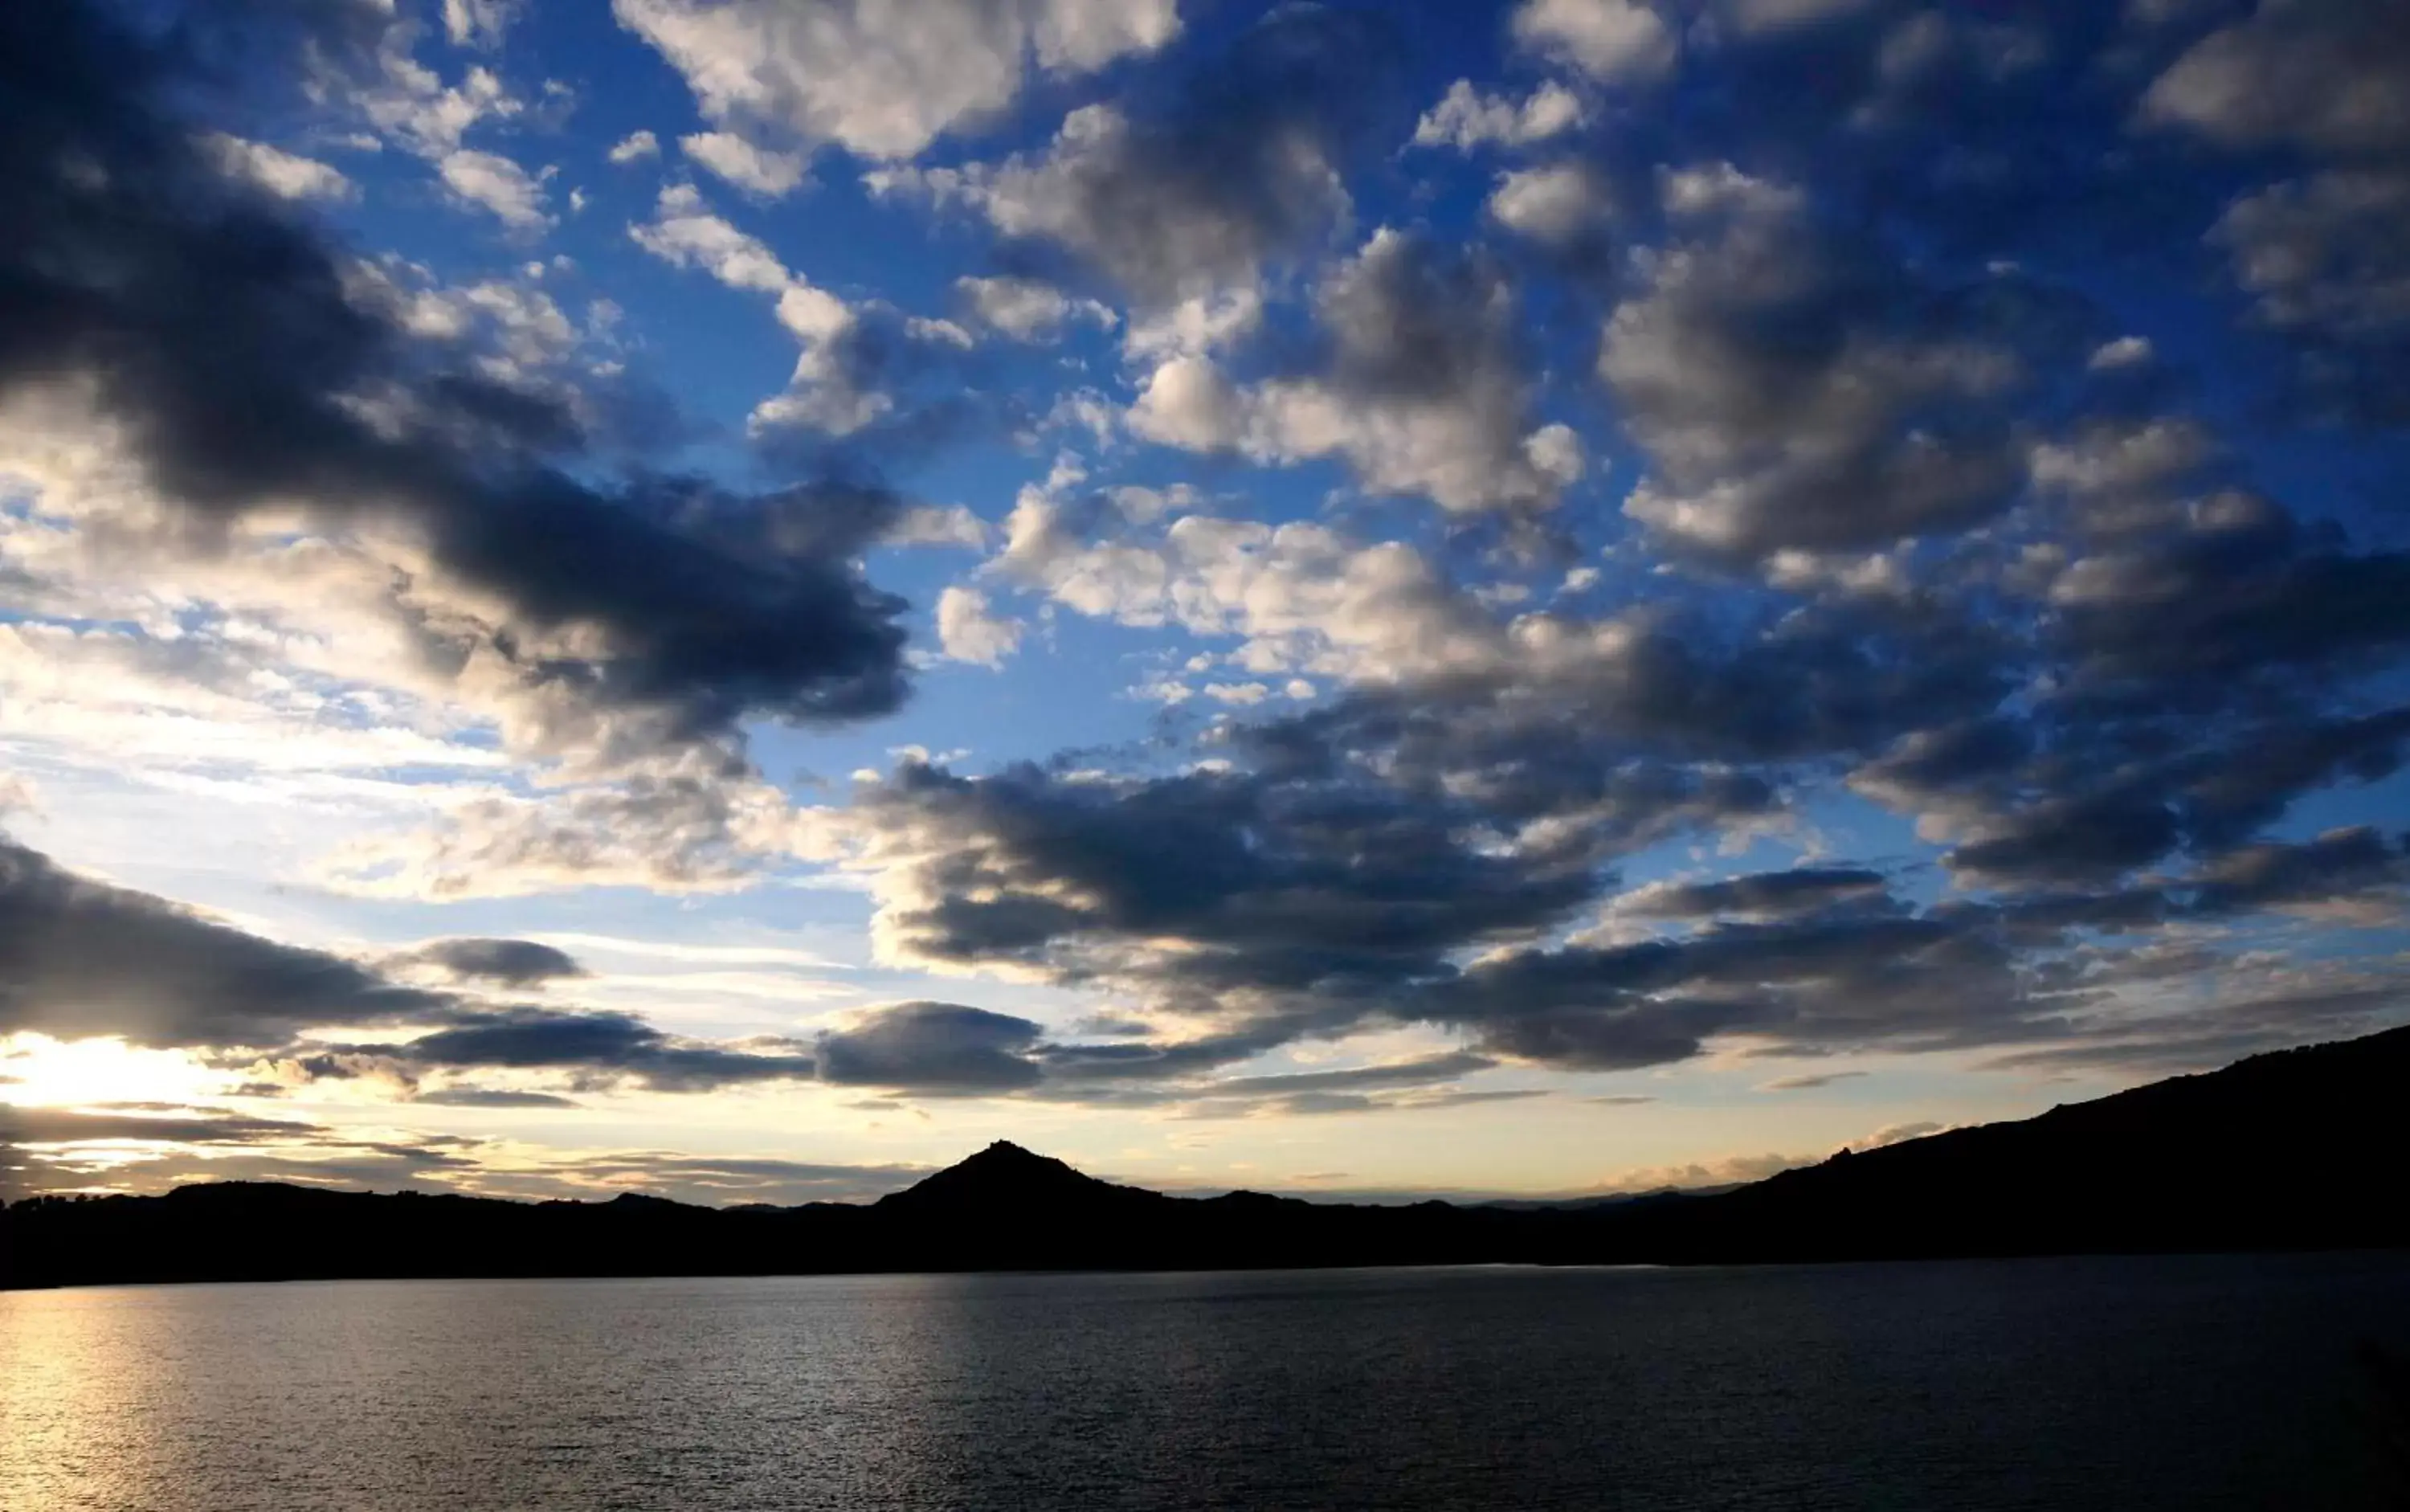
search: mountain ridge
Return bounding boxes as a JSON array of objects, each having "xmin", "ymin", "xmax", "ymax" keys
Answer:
[{"xmin": 3, "ymin": 1024, "xmax": 2404, "ymax": 1288}]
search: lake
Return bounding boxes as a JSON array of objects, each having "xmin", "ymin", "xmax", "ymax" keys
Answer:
[{"xmin": 4, "ymin": 1253, "xmax": 2406, "ymax": 1510}]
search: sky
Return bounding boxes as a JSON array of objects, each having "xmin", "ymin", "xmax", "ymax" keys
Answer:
[{"xmin": 3, "ymin": 0, "xmax": 2408, "ymax": 1208}]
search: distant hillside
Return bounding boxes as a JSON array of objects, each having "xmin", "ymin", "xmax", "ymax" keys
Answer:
[
  {"xmin": 5, "ymin": 1025, "xmax": 2405, "ymax": 1289},
  {"xmin": 1602, "ymin": 1024, "xmax": 2410, "ymax": 1263}
]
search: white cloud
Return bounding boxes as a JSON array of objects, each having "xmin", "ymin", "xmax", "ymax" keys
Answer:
[
  {"xmin": 1413, "ymin": 80, "xmax": 1587, "ymax": 151},
  {"xmin": 991, "ymin": 472, "xmax": 1517, "ymax": 689},
  {"xmin": 1487, "ymin": 162, "xmax": 1611, "ymax": 245},
  {"xmin": 359, "ymin": 55, "xmax": 523, "ymax": 157},
  {"xmin": 957, "ymin": 276, "xmax": 1113, "ymax": 341},
  {"xmin": 443, "ymin": 0, "xmax": 523, "ymax": 49},
  {"xmin": 1513, "ymin": 0, "xmax": 1677, "ymax": 85},
  {"xmin": 629, "ymin": 185, "xmax": 898, "ymax": 433},
  {"xmin": 615, "ymin": 0, "xmax": 1182, "ymax": 161},
  {"xmin": 196, "ymin": 133, "xmax": 357, "ymax": 202},
  {"xmin": 2089, "ymin": 336, "xmax": 2155, "ymax": 370},
  {"xmin": 936, "ymin": 587, "xmax": 1023, "ymax": 668},
  {"xmin": 439, "ymin": 149, "xmax": 553, "ymax": 230},
  {"xmin": 1128, "ymin": 354, "xmax": 1246, "ymax": 451},
  {"xmin": 607, "ymin": 129, "xmax": 661, "ymax": 164},
  {"xmin": 1123, "ymin": 288, "xmax": 1264, "ymax": 362},
  {"xmin": 627, "ymin": 183, "xmax": 796, "ymax": 293},
  {"xmin": 680, "ymin": 131, "xmax": 807, "ymax": 198},
  {"xmin": 888, "ymin": 505, "xmax": 991, "ymax": 551}
]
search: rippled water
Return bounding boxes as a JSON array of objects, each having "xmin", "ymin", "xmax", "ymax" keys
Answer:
[{"xmin": 4, "ymin": 1253, "xmax": 2406, "ymax": 1510}]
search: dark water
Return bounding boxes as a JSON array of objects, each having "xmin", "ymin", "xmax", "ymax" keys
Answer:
[{"xmin": 4, "ymin": 1253, "xmax": 2407, "ymax": 1511}]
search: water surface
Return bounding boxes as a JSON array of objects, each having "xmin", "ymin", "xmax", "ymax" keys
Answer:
[{"xmin": 5, "ymin": 1253, "xmax": 2405, "ymax": 1510}]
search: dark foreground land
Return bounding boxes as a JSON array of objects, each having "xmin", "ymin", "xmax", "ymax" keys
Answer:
[{"xmin": 4, "ymin": 1025, "xmax": 2404, "ymax": 1288}]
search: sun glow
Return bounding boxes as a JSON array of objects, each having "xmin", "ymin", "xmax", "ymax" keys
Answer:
[{"xmin": 0, "ymin": 1035, "xmax": 231, "ymax": 1109}]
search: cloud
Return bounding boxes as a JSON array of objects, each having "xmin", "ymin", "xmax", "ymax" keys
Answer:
[
  {"xmin": 630, "ymin": 182, "xmax": 972, "ymax": 435},
  {"xmin": 196, "ymin": 133, "xmax": 357, "ymax": 202},
  {"xmin": 1606, "ymin": 164, "xmax": 2067, "ymax": 559},
  {"xmin": 1616, "ymin": 868, "xmax": 1892, "ymax": 921},
  {"xmin": 616, "ymin": 0, "xmax": 1181, "ymax": 161},
  {"xmin": 1757, "ymin": 1069, "xmax": 1868, "ymax": 1091},
  {"xmin": 1486, "ymin": 162, "xmax": 1613, "ymax": 247},
  {"xmin": 443, "ymin": 0, "xmax": 523, "ymax": 51},
  {"xmin": 815, "ymin": 1001, "xmax": 1044, "ymax": 1093},
  {"xmin": 935, "ymin": 586, "xmax": 1023, "ymax": 668},
  {"xmin": 0, "ymin": 1105, "xmax": 939, "ymax": 1206},
  {"xmin": 1, "ymin": 3, "xmax": 913, "ymax": 787},
  {"xmin": 955, "ymin": 276, "xmax": 1112, "ymax": 342},
  {"xmin": 1412, "ymin": 80, "xmax": 1587, "ymax": 151},
  {"xmin": 318, "ymin": 763, "xmax": 813, "ymax": 900},
  {"xmin": 868, "ymin": 6, "xmax": 1390, "ymax": 308},
  {"xmin": 2138, "ymin": 0, "xmax": 2410, "ymax": 421},
  {"xmin": 2138, "ymin": 0, "xmax": 2409, "ymax": 157},
  {"xmin": 680, "ymin": 131, "xmax": 807, "ymax": 198},
  {"xmin": 1129, "ymin": 230, "xmax": 1583, "ymax": 513},
  {"xmin": 439, "ymin": 148, "xmax": 554, "ymax": 229},
  {"xmin": 413, "ymin": 1087, "xmax": 583, "ymax": 1108},
  {"xmin": 885, "ymin": 504, "xmax": 991, "ymax": 550},
  {"xmin": 608, "ymin": 129, "xmax": 660, "ymax": 164},
  {"xmin": 394, "ymin": 938, "xmax": 589, "ymax": 987},
  {"xmin": 0, "ymin": 834, "xmax": 834, "ymax": 1095},
  {"xmin": 0, "ymin": 835, "xmax": 449, "ymax": 1049},
  {"xmin": 1512, "ymin": 0, "xmax": 1677, "ymax": 85},
  {"xmin": 0, "ymin": 1103, "xmax": 333, "ymax": 1149},
  {"xmin": 1188, "ymin": 1051, "xmax": 1496, "ymax": 1099},
  {"xmin": 327, "ymin": 1006, "xmax": 820, "ymax": 1092}
]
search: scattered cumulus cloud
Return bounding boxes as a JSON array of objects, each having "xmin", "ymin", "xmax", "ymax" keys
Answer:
[
  {"xmin": 680, "ymin": 130, "xmax": 808, "ymax": 197},
  {"xmin": 615, "ymin": 0, "xmax": 1182, "ymax": 161}
]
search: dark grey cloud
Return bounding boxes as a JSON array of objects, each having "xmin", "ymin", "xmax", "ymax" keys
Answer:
[
  {"xmin": 0, "ymin": 833, "xmax": 823, "ymax": 1093},
  {"xmin": 839, "ymin": 751, "xmax": 2082, "ymax": 1074},
  {"xmin": 2180, "ymin": 826, "xmax": 2408, "ymax": 916},
  {"xmin": 815, "ymin": 1001, "xmax": 1046, "ymax": 1093},
  {"xmin": 882, "ymin": 4, "xmax": 1402, "ymax": 306},
  {"xmin": 411, "ymin": 1088, "xmax": 585, "ymax": 1109},
  {"xmin": 0, "ymin": 1103, "xmax": 327, "ymax": 1148},
  {"xmin": 0, "ymin": 836, "xmax": 449, "ymax": 1048},
  {"xmin": 849, "ymin": 756, "xmax": 1599, "ymax": 1020},
  {"xmin": 334, "ymin": 1007, "xmax": 819, "ymax": 1093},
  {"xmin": 1119, "ymin": 227, "xmax": 1582, "ymax": 513},
  {"xmin": 1618, "ymin": 867, "xmax": 1893, "ymax": 921},
  {"xmin": 1604, "ymin": 167, "xmax": 2089, "ymax": 559},
  {"xmin": 2138, "ymin": 0, "xmax": 2410, "ymax": 421},
  {"xmin": 1900, "ymin": 705, "xmax": 2410, "ymax": 889},
  {"xmin": 0, "ymin": 2, "xmax": 910, "ymax": 761},
  {"xmin": 2048, "ymin": 497, "xmax": 2410, "ymax": 697},
  {"xmin": 396, "ymin": 938, "xmax": 586, "ymax": 988}
]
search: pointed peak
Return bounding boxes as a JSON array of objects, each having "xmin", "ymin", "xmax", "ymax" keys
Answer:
[{"xmin": 878, "ymin": 1139, "xmax": 1159, "ymax": 1216}]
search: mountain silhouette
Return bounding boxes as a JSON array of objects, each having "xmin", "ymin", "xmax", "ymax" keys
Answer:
[
  {"xmin": 3, "ymin": 1024, "xmax": 2404, "ymax": 1289},
  {"xmin": 878, "ymin": 1140, "xmax": 1161, "ymax": 1219}
]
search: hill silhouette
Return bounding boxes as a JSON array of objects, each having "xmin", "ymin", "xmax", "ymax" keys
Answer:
[{"xmin": 3, "ymin": 1025, "xmax": 2404, "ymax": 1289}]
